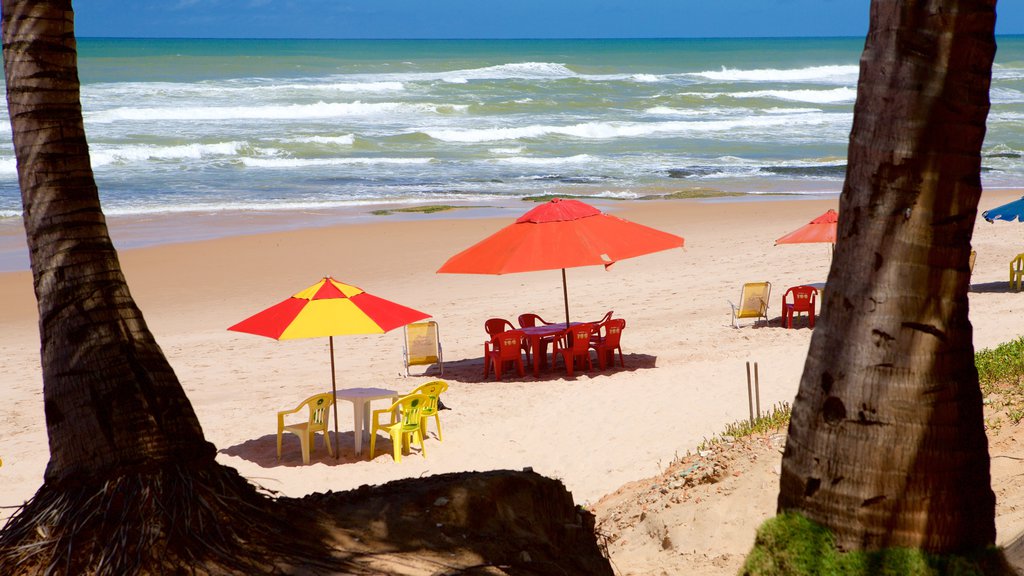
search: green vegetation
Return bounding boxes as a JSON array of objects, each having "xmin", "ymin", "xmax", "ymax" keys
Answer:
[
  {"xmin": 976, "ymin": 337, "xmax": 1024, "ymax": 425},
  {"xmin": 697, "ymin": 402, "xmax": 791, "ymax": 452},
  {"xmin": 370, "ymin": 204, "xmax": 475, "ymax": 216},
  {"xmin": 742, "ymin": 512, "xmax": 1015, "ymax": 576},
  {"xmin": 522, "ymin": 188, "xmax": 752, "ymax": 203},
  {"xmin": 638, "ymin": 188, "xmax": 748, "ymax": 200}
]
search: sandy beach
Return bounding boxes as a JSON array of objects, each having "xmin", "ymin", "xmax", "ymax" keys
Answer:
[{"xmin": 3, "ymin": 190, "xmax": 1024, "ymax": 572}]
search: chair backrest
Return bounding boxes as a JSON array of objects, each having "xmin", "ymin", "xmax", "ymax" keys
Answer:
[
  {"xmin": 600, "ymin": 319, "xmax": 626, "ymax": 348},
  {"xmin": 785, "ymin": 286, "xmax": 817, "ymax": 312},
  {"xmin": 566, "ymin": 324, "xmax": 595, "ymax": 352},
  {"xmin": 304, "ymin": 393, "xmax": 334, "ymax": 429},
  {"xmin": 737, "ymin": 282, "xmax": 771, "ymax": 318},
  {"xmin": 1013, "ymin": 254, "xmax": 1024, "ymax": 271},
  {"xmin": 494, "ymin": 330, "xmax": 525, "ymax": 360},
  {"xmin": 517, "ymin": 313, "xmax": 549, "ymax": 328},
  {"xmin": 405, "ymin": 321, "xmax": 440, "ymax": 364},
  {"xmin": 595, "ymin": 310, "xmax": 613, "ymax": 325},
  {"xmin": 485, "ymin": 318, "xmax": 515, "ymax": 338},
  {"xmin": 409, "ymin": 380, "xmax": 448, "ymax": 415},
  {"xmin": 397, "ymin": 393, "xmax": 430, "ymax": 431},
  {"xmin": 969, "ymin": 250, "xmax": 977, "ymax": 274}
]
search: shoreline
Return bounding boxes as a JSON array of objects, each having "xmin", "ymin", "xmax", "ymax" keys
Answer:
[
  {"xmin": 4, "ymin": 184, "xmax": 1021, "ymax": 274},
  {"xmin": 0, "ymin": 188, "xmax": 848, "ymax": 273}
]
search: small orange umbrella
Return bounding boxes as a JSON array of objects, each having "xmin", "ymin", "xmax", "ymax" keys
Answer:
[
  {"xmin": 775, "ymin": 209, "xmax": 838, "ymax": 246},
  {"xmin": 228, "ymin": 276, "xmax": 430, "ymax": 455},
  {"xmin": 437, "ymin": 198, "xmax": 684, "ymax": 324}
]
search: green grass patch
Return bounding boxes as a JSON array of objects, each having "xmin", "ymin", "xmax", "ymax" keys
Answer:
[
  {"xmin": 697, "ymin": 402, "xmax": 792, "ymax": 452},
  {"xmin": 743, "ymin": 512, "xmax": 1014, "ymax": 576},
  {"xmin": 370, "ymin": 204, "xmax": 477, "ymax": 216},
  {"xmin": 976, "ymin": 337, "xmax": 1024, "ymax": 425}
]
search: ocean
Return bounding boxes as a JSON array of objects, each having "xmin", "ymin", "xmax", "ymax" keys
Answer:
[{"xmin": 0, "ymin": 36, "xmax": 1022, "ymax": 219}]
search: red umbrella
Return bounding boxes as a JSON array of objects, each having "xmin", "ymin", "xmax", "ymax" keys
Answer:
[
  {"xmin": 437, "ymin": 198, "xmax": 685, "ymax": 324},
  {"xmin": 228, "ymin": 277, "xmax": 430, "ymax": 456},
  {"xmin": 775, "ymin": 209, "xmax": 838, "ymax": 246}
]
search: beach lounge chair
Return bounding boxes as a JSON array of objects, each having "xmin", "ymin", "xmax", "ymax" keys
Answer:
[
  {"xmin": 1012, "ymin": 254, "xmax": 1024, "ymax": 291},
  {"xmin": 403, "ymin": 320, "xmax": 443, "ymax": 377},
  {"xmin": 729, "ymin": 282, "xmax": 771, "ymax": 328},
  {"xmin": 781, "ymin": 285, "xmax": 817, "ymax": 329},
  {"xmin": 590, "ymin": 318, "xmax": 626, "ymax": 370},
  {"xmin": 276, "ymin": 393, "xmax": 334, "ymax": 464},
  {"xmin": 407, "ymin": 380, "xmax": 448, "ymax": 441},
  {"xmin": 369, "ymin": 393, "xmax": 429, "ymax": 463}
]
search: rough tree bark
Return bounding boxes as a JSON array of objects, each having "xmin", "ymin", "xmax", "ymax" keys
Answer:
[
  {"xmin": 0, "ymin": 2, "xmax": 342, "ymax": 573},
  {"xmin": 778, "ymin": 0, "xmax": 997, "ymax": 552}
]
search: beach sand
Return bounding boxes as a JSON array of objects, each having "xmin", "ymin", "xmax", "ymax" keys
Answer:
[{"xmin": 3, "ymin": 190, "xmax": 1024, "ymax": 573}]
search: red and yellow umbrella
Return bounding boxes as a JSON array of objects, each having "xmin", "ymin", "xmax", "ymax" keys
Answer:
[
  {"xmin": 228, "ymin": 276, "xmax": 430, "ymax": 454},
  {"xmin": 437, "ymin": 198, "xmax": 684, "ymax": 324}
]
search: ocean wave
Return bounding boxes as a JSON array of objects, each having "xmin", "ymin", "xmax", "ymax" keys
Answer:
[
  {"xmin": 492, "ymin": 154, "xmax": 597, "ymax": 166},
  {"xmin": 282, "ymin": 135, "xmax": 356, "ymax": 145},
  {"xmin": 86, "ymin": 101, "xmax": 467, "ymax": 123},
  {"xmin": 678, "ymin": 87, "xmax": 855, "ymax": 104},
  {"xmin": 423, "ymin": 112, "xmax": 845, "ymax": 143},
  {"xmin": 0, "ymin": 157, "xmax": 16, "ymax": 175},
  {"xmin": 730, "ymin": 87, "xmax": 857, "ymax": 104},
  {"xmin": 89, "ymin": 142, "xmax": 247, "ymax": 166},
  {"xmin": 990, "ymin": 87, "xmax": 1024, "ymax": 104},
  {"xmin": 690, "ymin": 65, "xmax": 860, "ymax": 84},
  {"xmin": 239, "ymin": 157, "xmax": 433, "ymax": 168},
  {"xmin": 488, "ymin": 146, "xmax": 525, "ymax": 155}
]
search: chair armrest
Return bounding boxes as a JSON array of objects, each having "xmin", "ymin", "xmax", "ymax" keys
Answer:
[
  {"xmin": 371, "ymin": 406, "xmax": 397, "ymax": 427},
  {"xmin": 277, "ymin": 403, "xmax": 305, "ymax": 422}
]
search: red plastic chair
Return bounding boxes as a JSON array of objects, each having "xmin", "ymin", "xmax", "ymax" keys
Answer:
[
  {"xmin": 484, "ymin": 318, "xmax": 527, "ymax": 369},
  {"xmin": 518, "ymin": 313, "xmax": 555, "ymax": 368},
  {"xmin": 517, "ymin": 313, "xmax": 553, "ymax": 328},
  {"xmin": 781, "ymin": 286, "xmax": 817, "ymax": 329},
  {"xmin": 484, "ymin": 329, "xmax": 526, "ymax": 380},
  {"xmin": 590, "ymin": 318, "xmax": 626, "ymax": 369},
  {"xmin": 591, "ymin": 310, "xmax": 613, "ymax": 326},
  {"xmin": 552, "ymin": 323, "xmax": 596, "ymax": 377}
]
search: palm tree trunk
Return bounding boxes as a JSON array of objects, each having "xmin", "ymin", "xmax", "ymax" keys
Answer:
[
  {"xmin": 778, "ymin": 0, "xmax": 997, "ymax": 552},
  {"xmin": 4, "ymin": 0, "xmax": 213, "ymax": 489},
  {"xmin": 0, "ymin": 3, "xmax": 345, "ymax": 573}
]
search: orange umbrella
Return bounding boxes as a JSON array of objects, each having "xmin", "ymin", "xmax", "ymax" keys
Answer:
[
  {"xmin": 228, "ymin": 276, "xmax": 430, "ymax": 455},
  {"xmin": 775, "ymin": 209, "xmax": 838, "ymax": 246},
  {"xmin": 437, "ymin": 198, "xmax": 685, "ymax": 324}
]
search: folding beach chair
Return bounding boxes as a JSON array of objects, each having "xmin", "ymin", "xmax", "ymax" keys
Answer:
[
  {"xmin": 729, "ymin": 281, "xmax": 771, "ymax": 328},
  {"xmin": 403, "ymin": 320, "xmax": 443, "ymax": 377}
]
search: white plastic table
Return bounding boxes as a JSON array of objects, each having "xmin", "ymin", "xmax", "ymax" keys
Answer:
[{"xmin": 331, "ymin": 387, "xmax": 399, "ymax": 456}]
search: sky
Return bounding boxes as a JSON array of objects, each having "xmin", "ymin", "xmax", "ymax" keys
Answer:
[{"xmin": 73, "ymin": 1, "xmax": 1024, "ymax": 40}]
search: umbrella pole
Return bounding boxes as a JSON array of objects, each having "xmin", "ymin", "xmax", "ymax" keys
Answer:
[
  {"xmin": 330, "ymin": 335, "xmax": 339, "ymax": 459},
  {"xmin": 562, "ymin": 268, "xmax": 570, "ymax": 325}
]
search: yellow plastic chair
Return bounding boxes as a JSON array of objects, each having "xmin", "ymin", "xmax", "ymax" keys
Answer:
[
  {"xmin": 408, "ymin": 380, "xmax": 448, "ymax": 441},
  {"xmin": 403, "ymin": 320, "xmax": 443, "ymax": 377},
  {"xmin": 277, "ymin": 392, "xmax": 334, "ymax": 464},
  {"xmin": 1011, "ymin": 254, "xmax": 1024, "ymax": 291},
  {"xmin": 369, "ymin": 393, "xmax": 429, "ymax": 462},
  {"xmin": 729, "ymin": 281, "xmax": 772, "ymax": 328}
]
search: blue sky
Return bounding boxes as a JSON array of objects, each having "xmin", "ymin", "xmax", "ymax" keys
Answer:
[{"xmin": 74, "ymin": 1, "xmax": 1024, "ymax": 39}]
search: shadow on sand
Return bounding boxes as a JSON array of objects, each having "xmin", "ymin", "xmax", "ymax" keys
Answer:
[
  {"xmin": 435, "ymin": 352, "xmax": 658, "ymax": 385},
  {"xmin": 219, "ymin": 430, "xmax": 424, "ymax": 468},
  {"xmin": 969, "ymin": 280, "xmax": 1023, "ymax": 294}
]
